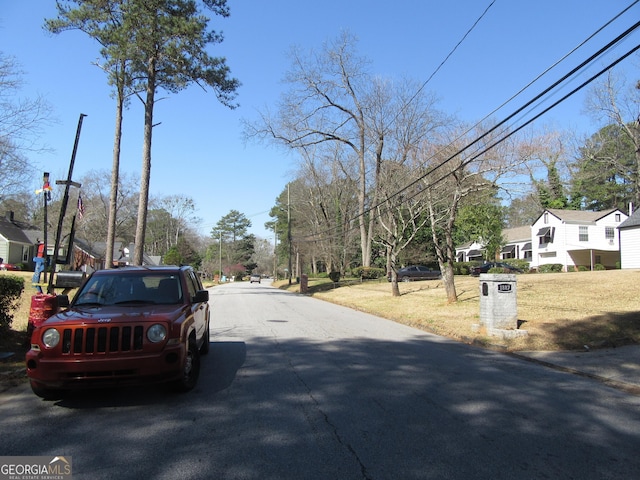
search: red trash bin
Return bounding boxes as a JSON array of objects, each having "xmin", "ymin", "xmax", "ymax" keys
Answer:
[{"xmin": 27, "ymin": 294, "xmax": 59, "ymax": 342}]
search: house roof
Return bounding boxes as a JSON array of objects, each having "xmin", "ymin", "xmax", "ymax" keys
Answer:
[
  {"xmin": 535, "ymin": 208, "xmax": 621, "ymax": 225},
  {"xmin": 503, "ymin": 225, "xmax": 531, "ymax": 243},
  {"xmin": 0, "ymin": 216, "xmax": 34, "ymax": 244},
  {"xmin": 74, "ymin": 240, "xmax": 156, "ymax": 265},
  {"xmin": 619, "ymin": 208, "xmax": 640, "ymax": 229}
]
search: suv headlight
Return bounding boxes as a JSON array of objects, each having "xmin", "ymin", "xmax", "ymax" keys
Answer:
[
  {"xmin": 42, "ymin": 329, "xmax": 60, "ymax": 348},
  {"xmin": 147, "ymin": 324, "xmax": 167, "ymax": 343}
]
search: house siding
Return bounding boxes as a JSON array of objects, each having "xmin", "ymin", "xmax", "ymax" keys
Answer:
[
  {"xmin": 620, "ymin": 227, "xmax": 640, "ymax": 268},
  {"xmin": 531, "ymin": 209, "xmax": 627, "ymax": 271}
]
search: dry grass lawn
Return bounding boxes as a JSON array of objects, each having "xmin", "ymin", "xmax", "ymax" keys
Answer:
[
  {"xmin": 2, "ymin": 268, "xmax": 639, "ymax": 375},
  {"xmin": 276, "ymin": 269, "xmax": 640, "ymax": 352}
]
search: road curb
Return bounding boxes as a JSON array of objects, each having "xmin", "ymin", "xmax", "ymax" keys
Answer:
[{"xmin": 509, "ymin": 351, "xmax": 640, "ymax": 396}]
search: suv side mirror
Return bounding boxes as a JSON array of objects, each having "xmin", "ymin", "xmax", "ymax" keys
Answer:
[
  {"xmin": 193, "ymin": 290, "xmax": 209, "ymax": 303},
  {"xmin": 57, "ymin": 295, "xmax": 70, "ymax": 308}
]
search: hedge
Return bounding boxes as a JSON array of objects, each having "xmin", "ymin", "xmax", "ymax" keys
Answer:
[{"xmin": 0, "ymin": 275, "xmax": 25, "ymax": 332}]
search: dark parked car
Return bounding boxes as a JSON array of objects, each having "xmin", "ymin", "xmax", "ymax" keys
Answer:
[
  {"xmin": 0, "ymin": 262, "xmax": 21, "ymax": 271},
  {"xmin": 388, "ymin": 265, "xmax": 441, "ymax": 282},
  {"xmin": 26, "ymin": 265, "xmax": 210, "ymax": 399},
  {"xmin": 470, "ymin": 262, "xmax": 524, "ymax": 276}
]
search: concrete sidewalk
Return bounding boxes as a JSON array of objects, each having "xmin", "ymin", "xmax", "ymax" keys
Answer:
[{"xmin": 513, "ymin": 344, "xmax": 640, "ymax": 395}]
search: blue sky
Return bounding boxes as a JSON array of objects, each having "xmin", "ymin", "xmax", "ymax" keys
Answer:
[{"xmin": 1, "ymin": 1, "xmax": 639, "ymax": 241}]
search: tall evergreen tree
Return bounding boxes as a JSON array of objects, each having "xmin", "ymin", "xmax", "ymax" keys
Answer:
[
  {"xmin": 570, "ymin": 124, "xmax": 638, "ymax": 211},
  {"xmin": 47, "ymin": 0, "xmax": 239, "ymax": 265}
]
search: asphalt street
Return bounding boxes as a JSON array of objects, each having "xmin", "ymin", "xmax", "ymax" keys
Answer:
[{"xmin": 0, "ymin": 280, "xmax": 639, "ymax": 480}]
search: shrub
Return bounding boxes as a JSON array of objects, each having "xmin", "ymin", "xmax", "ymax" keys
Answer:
[
  {"xmin": 538, "ymin": 263, "xmax": 563, "ymax": 273},
  {"xmin": 351, "ymin": 266, "xmax": 385, "ymax": 279},
  {"xmin": 594, "ymin": 263, "xmax": 606, "ymax": 271},
  {"xmin": 488, "ymin": 267, "xmax": 514, "ymax": 274},
  {"xmin": 453, "ymin": 262, "xmax": 475, "ymax": 275},
  {"xmin": 505, "ymin": 259, "xmax": 530, "ymax": 272},
  {"xmin": 328, "ymin": 271, "xmax": 341, "ymax": 282},
  {"xmin": 0, "ymin": 275, "xmax": 25, "ymax": 332}
]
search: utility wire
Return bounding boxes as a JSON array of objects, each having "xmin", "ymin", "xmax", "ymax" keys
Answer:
[
  {"xmin": 375, "ymin": 0, "xmax": 638, "ymax": 192},
  {"xmin": 395, "ymin": 42, "xmax": 640, "ymax": 219},
  {"xmin": 400, "ymin": 0, "xmax": 496, "ymax": 112},
  {"xmin": 377, "ymin": 0, "xmax": 640, "ymax": 206},
  {"xmin": 292, "ymin": 18, "xmax": 640, "ymax": 244},
  {"xmin": 383, "ymin": 19, "xmax": 640, "ymax": 209}
]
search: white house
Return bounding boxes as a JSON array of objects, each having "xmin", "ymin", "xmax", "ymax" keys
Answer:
[
  {"xmin": 500, "ymin": 226, "xmax": 532, "ymax": 261},
  {"xmin": 455, "ymin": 241, "xmax": 484, "ymax": 262},
  {"xmin": 530, "ymin": 208, "xmax": 628, "ymax": 271},
  {"xmin": 455, "ymin": 226, "xmax": 531, "ymax": 263},
  {"xmin": 618, "ymin": 208, "xmax": 640, "ymax": 269}
]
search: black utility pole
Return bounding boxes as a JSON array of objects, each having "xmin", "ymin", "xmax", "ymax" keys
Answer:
[{"xmin": 47, "ymin": 113, "xmax": 85, "ymax": 293}]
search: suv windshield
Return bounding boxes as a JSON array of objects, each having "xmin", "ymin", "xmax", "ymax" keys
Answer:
[{"xmin": 74, "ymin": 272, "xmax": 183, "ymax": 306}]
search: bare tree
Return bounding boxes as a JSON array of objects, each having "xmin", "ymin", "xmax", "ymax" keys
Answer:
[
  {"xmin": 150, "ymin": 193, "xmax": 199, "ymax": 251},
  {"xmin": 515, "ymin": 128, "xmax": 573, "ymax": 209},
  {"xmin": 420, "ymin": 125, "xmax": 528, "ymax": 303},
  {"xmin": 247, "ymin": 33, "xmax": 447, "ymax": 269},
  {"xmin": 580, "ymin": 69, "xmax": 640, "ymax": 207},
  {"xmin": 376, "ymin": 161, "xmax": 433, "ymax": 297},
  {"xmin": 0, "ymin": 52, "xmax": 53, "ymax": 197},
  {"xmin": 74, "ymin": 169, "xmax": 139, "ymax": 247},
  {"xmin": 291, "ymin": 143, "xmax": 359, "ymax": 274},
  {"xmin": 246, "ymin": 32, "xmax": 379, "ymax": 266}
]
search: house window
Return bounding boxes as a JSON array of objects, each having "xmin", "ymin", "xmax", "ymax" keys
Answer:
[
  {"xmin": 579, "ymin": 226, "xmax": 588, "ymax": 242},
  {"xmin": 615, "ymin": 213, "xmax": 621, "ymax": 222},
  {"xmin": 537, "ymin": 226, "xmax": 553, "ymax": 244},
  {"xmin": 605, "ymin": 227, "xmax": 614, "ymax": 240},
  {"xmin": 543, "ymin": 212, "xmax": 549, "ymax": 224}
]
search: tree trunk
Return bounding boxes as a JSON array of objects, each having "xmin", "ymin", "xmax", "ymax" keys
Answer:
[
  {"xmin": 357, "ymin": 148, "xmax": 370, "ymax": 267},
  {"xmin": 441, "ymin": 264, "xmax": 457, "ymax": 304},
  {"xmin": 105, "ymin": 81, "xmax": 124, "ymax": 269},
  {"xmin": 387, "ymin": 246, "xmax": 400, "ymax": 297},
  {"xmin": 134, "ymin": 64, "xmax": 155, "ymax": 266}
]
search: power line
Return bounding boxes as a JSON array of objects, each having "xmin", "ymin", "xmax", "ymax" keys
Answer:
[
  {"xmin": 378, "ymin": 1, "xmax": 640, "ymax": 206},
  {"xmin": 401, "ymin": 0, "xmax": 496, "ymax": 112},
  {"xmin": 292, "ymin": 15, "xmax": 640, "ymax": 244}
]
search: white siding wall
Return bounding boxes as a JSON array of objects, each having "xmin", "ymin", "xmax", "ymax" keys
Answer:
[
  {"xmin": 621, "ymin": 228, "xmax": 640, "ymax": 269},
  {"xmin": 531, "ymin": 216, "xmax": 563, "ymax": 269}
]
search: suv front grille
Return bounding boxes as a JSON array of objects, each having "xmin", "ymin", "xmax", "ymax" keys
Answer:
[{"xmin": 61, "ymin": 325, "xmax": 145, "ymax": 354}]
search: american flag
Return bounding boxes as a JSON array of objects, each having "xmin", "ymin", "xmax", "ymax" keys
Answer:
[{"xmin": 77, "ymin": 194, "xmax": 85, "ymax": 218}]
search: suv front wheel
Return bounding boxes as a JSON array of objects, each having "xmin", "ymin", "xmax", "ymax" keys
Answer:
[{"xmin": 172, "ymin": 336, "xmax": 201, "ymax": 392}]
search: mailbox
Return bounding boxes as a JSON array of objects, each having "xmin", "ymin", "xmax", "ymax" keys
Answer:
[
  {"xmin": 54, "ymin": 271, "xmax": 86, "ymax": 288},
  {"xmin": 479, "ymin": 273, "xmax": 518, "ymax": 331}
]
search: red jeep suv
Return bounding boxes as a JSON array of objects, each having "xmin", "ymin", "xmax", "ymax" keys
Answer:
[{"xmin": 26, "ymin": 265, "xmax": 210, "ymax": 399}]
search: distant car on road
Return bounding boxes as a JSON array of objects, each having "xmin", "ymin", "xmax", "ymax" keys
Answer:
[
  {"xmin": 250, "ymin": 273, "xmax": 261, "ymax": 284},
  {"xmin": 388, "ymin": 265, "xmax": 441, "ymax": 282},
  {"xmin": 470, "ymin": 262, "xmax": 524, "ymax": 276}
]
